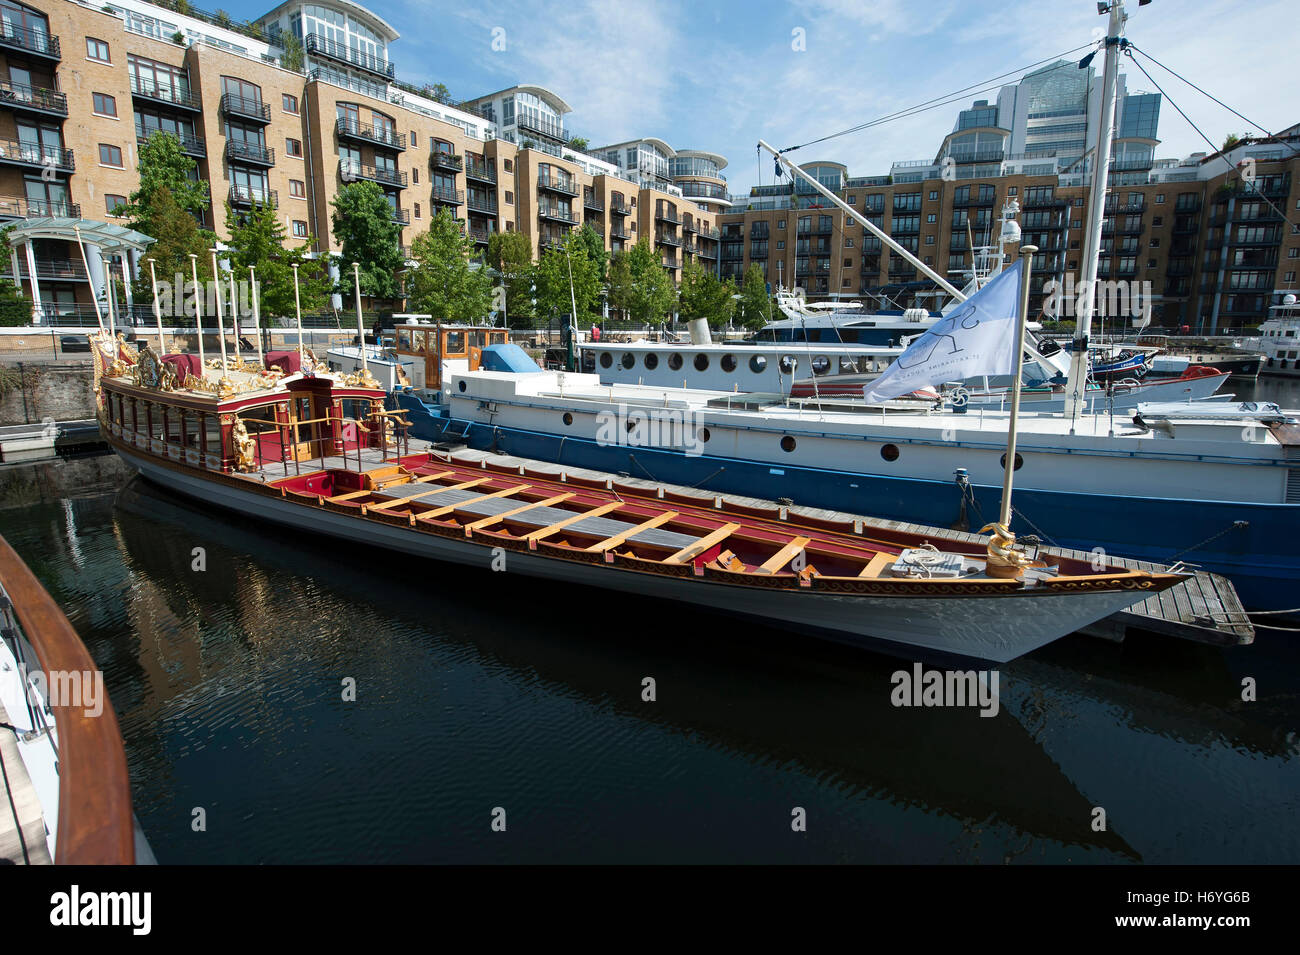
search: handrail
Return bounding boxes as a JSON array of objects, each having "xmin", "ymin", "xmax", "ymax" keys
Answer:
[{"xmin": 0, "ymin": 535, "xmax": 134, "ymax": 864}]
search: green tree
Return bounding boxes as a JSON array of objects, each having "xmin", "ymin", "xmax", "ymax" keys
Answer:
[
  {"xmin": 736, "ymin": 263, "xmax": 772, "ymax": 329},
  {"xmin": 568, "ymin": 137, "xmax": 589, "ymax": 151},
  {"xmin": 121, "ymin": 131, "xmax": 211, "ymax": 226},
  {"xmin": 134, "ymin": 186, "xmax": 213, "ymax": 305},
  {"xmin": 280, "ymin": 32, "xmax": 305, "ymax": 72},
  {"xmin": 487, "ymin": 230, "xmax": 536, "ymax": 327},
  {"xmin": 427, "ymin": 83, "xmax": 454, "ymax": 106},
  {"xmin": 679, "ymin": 260, "xmax": 736, "ymax": 328},
  {"xmin": 608, "ymin": 238, "xmax": 676, "ymax": 325},
  {"xmin": 1222, "ymin": 132, "xmax": 1242, "ymax": 152},
  {"xmin": 407, "ymin": 207, "xmax": 494, "ymax": 322},
  {"xmin": 224, "ymin": 200, "xmax": 330, "ymax": 322},
  {"xmin": 568, "ymin": 222, "xmax": 608, "ymax": 284},
  {"xmin": 534, "ymin": 232, "xmax": 602, "ymax": 322},
  {"xmin": 330, "ymin": 181, "xmax": 405, "ymax": 299}
]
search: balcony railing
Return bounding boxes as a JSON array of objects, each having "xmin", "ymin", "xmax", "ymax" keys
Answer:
[
  {"xmin": 431, "ymin": 150, "xmax": 463, "ymax": 172},
  {"xmin": 229, "ymin": 185, "xmax": 277, "ymax": 208},
  {"xmin": 696, "ymin": 245, "xmax": 718, "ymax": 259},
  {"xmin": 655, "ymin": 231, "xmax": 682, "ymax": 247},
  {"xmin": 0, "ymin": 81, "xmax": 67, "ymax": 117},
  {"xmin": 466, "ymin": 192, "xmax": 497, "ymax": 214},
  {"xmin": 538, "ymin": 203, "xmax": 577, "ymax": 224},
  {"xmin": 11, "ymin": 258, "xmax": 89, "ymax": 281},
  {"xmin": 517, "ymin": 114, "xmax": 569, "ymax": 143},
  {"xmin": 0, "ymin": 23, "xmax": 60, "ymax": 60},
  {"xmin": 305, "ymin": 32, "xmax": 395, "ymax": 80},
  {"xmin": 655, "ymin": 207, "xmax": 680, "ymax": 224},
  {"xmin": 467, "ymin": 224, "xmax": 493, "ymax": 244},
  {"xmin": 340, "ymin": 160, "xmax": 408, "ymax": 188},
  {"xmin": 0, "ymin": 139, "xmax": 73, "ymax": 172},
  {"xmin": 539, "ymin": 229, "xmax": 573, "ymax": 249},
  {"xmin": 1022, "ymin": 194, "xmax": 1067, "ymax": 209},
  {"xmin": 537, "ymin": 172, "xmax": 578, "ymax": 196},
  {"xmin": 129, "ymin": 79, "xmax": 201, "ymax": 112},
  {"xmin": 465, "ymin": 159, "xmax": 497, "ymax": 183},
  {"xmin": 138, "ymin": 129, "xmax": 205, "ymax": 158},
  {"xmin": 0, "ymin": 195, "xmax": 80, "ymax": 219},
  {"xmin": 390, "ymin": 207, "xmax": 410, "ymax": 226},
  {"xmin": 583, "ymin": 220, "xmax": 604, "ymax": 237},
  {"xmin": 220, "ymin": 92, "xmax": 271, "ymax": 123},
  {"xmin": 609, "ymin": 200, "xmax": 630, "ymax": 215},
  {"xmin": 226, "ymin": 140, "xmax": 274, "ymax": 166},
  {"xmin": 336, "ymin": 117, "xmax": 406, "ymax": 151},
  {"xmin": 951, "ymin": 193, "xmax": 995, "ymax": 207},
  {"xmin": 583, "ymin": 192, "xmax": 602, "ymax": 211},
  {"xmin": 430, "ymin": 184, "xmax": 463, "ymax": 205}
]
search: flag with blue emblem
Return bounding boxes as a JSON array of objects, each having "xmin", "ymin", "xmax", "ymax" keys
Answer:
[{"xmin": 864, "ymin": 259, "xmax": 1024, "ymax": 404}]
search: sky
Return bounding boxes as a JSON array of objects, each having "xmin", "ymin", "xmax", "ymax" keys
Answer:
[{"xmin": 220, "ymin": 0, "xmax": 1297, "ymax": 193}]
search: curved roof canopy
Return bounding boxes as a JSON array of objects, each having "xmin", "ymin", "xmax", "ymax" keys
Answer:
[
  {"xmin": 675, "ymin": 149, "xmax": 728, "ymax": 170},
  {"xmin": 5, "ymin": 218, "xmax": 156, "ymax": 255}
]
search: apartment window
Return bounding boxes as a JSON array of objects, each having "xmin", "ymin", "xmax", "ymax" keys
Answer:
[
  {"xmin": 99, "ymin": 143, "xmax": 123, "ymax": 167},
  {"xmin": 283, "ymin": 93, "xmax": 299, "ymax": 114},
  {"xmin": 1288, "ymin": 248, "xmax": 1298, "ymax": 258},
  {"xmin": 844, "ymin": 237, "xmax": 853, "ymax": 248},
  {"xmin": 414, "ymin": 202, "xmax": 420, "ymax": 219},
  {"xmin": 1287, "ymin": 271, "xmax": 1297, "ymax": 283},
  {"xmin": 843, "ymin": 258, "xmax": 852, "ymax": 269},
  {"xmin": 927, "ymin": 213, "xmax": 936, "ymax": 224},
  {"xmin": 777, "ymin": 220, "xmax": 786, "ymax": 229},
  {"xmin": 847, "ymin": 195, "xmax": 856, "ymax": 204},
  {"xmin": 1072, "ymin": 219, "xmax": 1082, "ymax": 229},
  {"xmin": 412, "ymin": 168, "xmax": 418, "ymax": 184},
  {"xmin": 289, "ymin": 179, "xmax": 306, "ymax": 198},
  {"xmin": 928, "ymin": 190, "xmax": 938, "ymax": 201},
  {"xmin": 87, "ymin": 38, "xmax": 111, "ymax": 63},
  {"xmin": 1150, "ymin": 237, "xmax": 1160, "ymax": 248},
  {"xmin": 925, "ymin": 235, "xmax": 935, "ymax": 245},
  {"xmin": 776, "ymin": 240, "xmax": 784, "ymax": 250},
  {"xmin": 92, "ymin": 92, "xmax": 117, "ymax": 117},
  {"xmin": 292, "ymin": 220, "xmax": 308, "ymax": 238},
  {"xmin": 105, "ymin": 194, "xmax": 126, "ymax": 216},
  {"xmin": 410, "ymin": 130, "xmax": 417, "ymax": 146},
  {"xmin": 1155, "ymin": 194, "xmax": 1165, "ymax": 203},
  {"xmin": 1007, "ymin": 187, "xmax": 1017, "ymax": 196},
  {"xmin": 505, "ymin": 191, "xmax": 514, "ymax": 204},
  {"xmin": 1152, "ymin": 216, "xmax": 1162, "ymax": 227},
  {"xmin": 506, "ymin": 221, "xmax": 513, "ymax": 231},
  {"xmin": 503, "ymin": 159, "xmax": 513, "ymax": 172},
  {"xmin": 1147, "ymin": 259, "xmax": 1157, "ymax": 269},
  {"xmin": 285, "ymin": 138, "xmax": 302, "ymax": 157}
]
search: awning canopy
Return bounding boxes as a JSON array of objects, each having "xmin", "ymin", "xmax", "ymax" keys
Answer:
[{"xmin": 4, "ymin": 217, "xmax": 155, "ymax": 255}]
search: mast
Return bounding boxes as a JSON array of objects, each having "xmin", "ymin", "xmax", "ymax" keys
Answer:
[
  {"xmin": 1064, "ymin": 0, "xmax": 1127, "ymax": 430},
  {"xmin": 757, "ymin": 139, "xmax": 967, "ymax": 302}
]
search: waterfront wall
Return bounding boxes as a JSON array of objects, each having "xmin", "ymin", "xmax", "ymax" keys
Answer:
[{"xmin": 0, "ymin": 363, "xmax": 97, "ymax": 426}]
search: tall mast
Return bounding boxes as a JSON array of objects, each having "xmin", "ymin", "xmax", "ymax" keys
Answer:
[{"xmin": 1063, "ymin": 0, "xmax": 1127, "ymax": 430}]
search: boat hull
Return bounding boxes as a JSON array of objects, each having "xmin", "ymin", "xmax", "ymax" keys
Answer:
[
  {"xmin": 113, "ymin": 444, "xmax": 1150, "ymax": 664},
  {"xmin": 396, "ymin": 403, "xmax": 1292, "ymax": 610}
]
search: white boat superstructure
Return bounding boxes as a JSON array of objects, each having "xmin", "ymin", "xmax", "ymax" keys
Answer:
[{"xmin": 1254, "ymin": 293, "xmax": 1300, "ymax": 376}]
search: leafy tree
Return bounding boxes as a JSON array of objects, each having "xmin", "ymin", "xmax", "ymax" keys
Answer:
[
  {"xmin": 736, "ymin": 263, "xmax": 773, "ymax": 329},
  {"xmin": 486, "ymin": 230, "xmax": 536, "ymax": 327},
  {"xmin": 0, "ymin": 278, "xmax": 29, "ymax": 327},
  {"xmin": 607, "ymin": 238, "xmax": 676, "ymax": 325},
  {"xmin": 568, "ymin": 222, "xmax": 608, "ymax": 283},
  {"xmin": 407, "ymin": 208, "xmax": 494, "ymax": 322},
  {"xmin": 1222, "ymin": 132, "xmax": 1242, "ymax": 152},
  {"xmin": 427, "ymin": 83, "xmax": 455, "ymax": 106},
  {"xmin": 679, "ymin": 259, "xmax": 736, "ymax": 328},
  {"xmin": 568, "ymin": 137, "xmax": 589, "ymax": 151},
  {"xmin": 224, "ymin": 200, "xmax": 330, "ymax": 322},
  {"xmin": 134, "ymin": 186, "xmax": 213, "ymax": 304},
  {"xmin": 534, "ymin": 231, "xmax": 602, "ymax": 322},
  {"xmin": 280, "ymin": 33, "xmax": 305, "ymax": 72},
  {"xmin": 330, "ymin": 181, "xmax": 405, "ymax": 299},
  {"xmin": 121, "ymin": 131, "xmax": 211, "ymax": 227}
]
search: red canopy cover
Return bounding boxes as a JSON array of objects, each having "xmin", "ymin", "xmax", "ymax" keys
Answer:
[
  {"xmin": 161, "ymin": 353, "xmax": 202, "ymax": 386},
  {"xmin": 266, "ymin": 350, "xmax": 301, "ymax": 376}
]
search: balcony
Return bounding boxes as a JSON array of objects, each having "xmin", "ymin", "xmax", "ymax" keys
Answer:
[
  {"xmin": 305, "ymin": 32, "xmax": 395, "ymax": 80},
  {"xmin": 220, "ymin": 93, "xmax": 270, "ymax": 124},
  {"xmin": 0, "ymin": 24, "xmax": 60, "ymax": 61},
  {"xmin": 538, "ymin": 230, "xmax": 573, "ymax": 250},
  {"xmin": 537, "ymin": 172, "xmax": 578, "ymax": 196},
  {"xmin": 662, "ymin": 257, "xmax": 679, "ymax": 270},
  {"xmin": 583, "ymin": 220, "xmax": 604, "ymax": 237},
  {"xmin": 336, "ymin": 117, "xmax": 406, "ymax": 152},
  {"xmin": 0, "ymin": 196, "xmax": 80, "ymax": 219},
  {"xmin": 951, "ymin": 193, "xmax": 995, "ymax": 207},
  {"xmin": 430, "ymin": 184, "xmax": 463, "ymax": 206},
  {"xmin": 130, "ymin": 79, "xmax": 201, "ymax": 113},
  {"xmin": 1172, "ymin": 216, "xmax": 1200, "ymax": 234},
  {"xmin": 608, "ymin": 200, "xmax": 630, "ymax": 216},
  {"xmin": 517, "ymin": 114, "xmax": 569, "ymax": 144},
  {"xmin": 0, "ymin": 82, "xmax": 67, "ymax": 118},
  {"xmin": 1174, "ymin": 196, "xmax": 1203, "ymax": 213},
  {"xmin": 340, "ymin": 160, "xmax": 408, "ymax": 188},
  {"xmin": 1022, "ymin": 194, "xmax": 1067, "ymax": 209},
  {"xmin": 1105, "ymin": 199, "xmax": 1147, "ymax": 215},
  {"xmin": 583, "ymin": 191, "xmax": 602, "ymax": 212},
  {"xmin": 699, "ymin": 226, "xmax": 720, "ymax": 241},
  {"xmin": 226, "ymin": 140, "xmax": 274, "ymax": 167},
  {"xmin": 430, "ymin": 150, "xmax": 463, "ymax": 172},
  {"xmin": 1110, "ymin": 156, "xmax": 1154, "ymax": 171},
  {"xmin": 655, "ymin": 207, "xmax": 680, "ymax": 224},
  {"xmin": 949, "ymin": 149, "xmax": 1005, "ymax": 164},
  {"xmin": 229, "ymin": 185, "xmax": 277, "ymax": 208},
  {"xmin": 467, "ymin": 224, "xmax": 493, "ymax": 245},
  {"xmin": 465, "ymin": 159, "xmax": 496, "ymax": 184},
  {"xmin": 0, "ymin": 139, "xmax": 73, "ymax": 173},
  {"xmin": 696, "ymin": 246, "xmax": 717, "ymax": 260},
  {"xmin": 390, "ymin": 207, "xmax": 410, "ymax": 226},
  {"xmin": 538, "ymin": 203, "xmax": 577, "ymax": 224},
  {"xmin": 655, "ymin": 231, "xmax": 682, "ymax": 247},
  {"xmin": 11, "ymin": 258, "xmax": 89, "ymax": 281},
  {"xmin": 1101, "ymin": 222, "xmax": 1144, "ymax": 236},
  {"xmin": 1166, "ymin": 261, "xmax": 1194, "ymax": 277},
  {"xmin": 466, "ymin": 192, "xmax": 497, "ymax": 214},
  {"xmin": 610, "ymin": 224, "xmax": 629, "ymax": 240},
  {"xmin": 138, "ymin": 129, "xmax": 205, "ymax": 158}
]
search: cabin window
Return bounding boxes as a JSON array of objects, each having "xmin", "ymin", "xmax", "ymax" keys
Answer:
[
  {"xmin": 204, "ymin": 414, "xmax": 222, "ymax": 459},
  {"xmin": 700, "ymin": 428, "xmax": 710, "ymax": 442},
  {"xmin": 1001, "ymin": 452, "xmax": 1024, "ymax": 471},
  {"xmin": 749, "ymin": 355, "xmax": 767, "ymax": 373},
  {"xmin": 445, "ymin": 331, "xmax": 465, "ymax": 355},
  {"xmin": 599, "ymin": 352, "xmax": 613, "ymax": 368},
  {"xmin": 621, "ymin": 352, "xmax": 634, "ymax": 369},
  {"xmin": 397, "ymin": 330, "xmax": 412, "ymax": 351},
  {"xmin": 779, "ymin": 356, "xmax": 797, "ymax": 374},
  {"xmin": 780, "ymin": 435, "xmax": 796, "ymax": 453},
  {"xmin": 668, "ymin": 353, "xmax": 683, "ymax": 370},
  {"xmin": 149, "ymin": 403, "xmax": 165, "ymax": 441},
  {"xmin": 185, "ymin": 412, "xmax": 201, "ymax": 448},
  {"xmin": 644, "ymin": 353, "xmax": 658, "ymax": 370},
  {"xmin": 720, "ymin": 354, "xmax": 736, "ymax": 373},
  {"xmin": 167, "ymin": 406, "xmax": 184, "ymax": 444},
  {"xmin": 562, "ymin": 413, "xmax": 573, "ymax": 426},
  {"xmin": 693, "ymin": 353, "xmax": 709, "ymax": 372},
  {"xmin": 881, "ymin": 444, "xmax": 900, "ymax": 462}
]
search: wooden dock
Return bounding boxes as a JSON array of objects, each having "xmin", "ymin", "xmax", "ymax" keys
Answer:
[{"xmin": 441, "ymin": 445, "xmax": 1254, "ymax": 650}]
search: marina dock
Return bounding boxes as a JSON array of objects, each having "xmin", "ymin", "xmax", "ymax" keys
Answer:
[{"xmin": 436, "ymin": 444, "xmax": 1254, "ymax": 650}]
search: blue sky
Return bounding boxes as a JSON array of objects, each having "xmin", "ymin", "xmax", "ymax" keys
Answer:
[{"xmin": 219, "ymin": 0, "xmax": 1297, "ymax": 192}]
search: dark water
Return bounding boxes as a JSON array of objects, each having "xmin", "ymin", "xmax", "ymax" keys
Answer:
[{"xmin": 0, "ymin": 453, "xmax": 1296, "ymax": 864}]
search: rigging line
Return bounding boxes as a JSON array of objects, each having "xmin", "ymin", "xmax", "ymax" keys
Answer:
[
  {"xmin": 1126, "ymin": 44, "xmax": 1300, "ymax": 158},
  {"xmin": 782, "ymin": 46, "xmax": 1094, "ymax": 152},
  {"xmin": 1124, "ymin": 50, "xmax": 1300, "ymax": 232}
]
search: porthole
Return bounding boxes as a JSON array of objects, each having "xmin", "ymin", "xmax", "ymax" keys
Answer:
[
  {"xmin": 700, "ymin": 427, "xmax": 710, "ymax": 442},
  {"xmin": 779, "ymin": 355, "xmax": 797, "ymax": 374},
  {"xmin": 694, "ymin": 352, "xmax": 710, "ymax": 372},
  {"xmin": 1001, "ymin": 452, "xmax": 1024, "ymax": 471},
  {"xmin": 668, "ymin": 352, "xmax": 683, "ymax": 370},
  {"xmin": 880, "ymin": 443, "xmax": 899, "ymax": 462},
  {"xmin": 621, "ymin": 352, "xmax": 635, "ymax": 369},
  {"xmin": 720, "ymin": 353, "xmax": 737, "ymax": 373},
  {"xmin": 599, "ymin": 352, "xmax": 613, "ymax": 368},
  {"xmin": 458, "ymin": 380, "xmax": 467, "ymax": 392},
  {"xmin": 644, "ymin": 352, "xmax": 658, "ymax": 370},
  {"xmin": 780, "ymin": 435, "xmax": 796, "ymax": 453},
  {"xmin": 749, "ymin": 354, "xmax": 768, "ymax": 373},
  {"xmin": 811, "ymin": 355, "xmax": 830, "ymax": 375},
  {"xmin": 562, "ymin": 412, "xmax": 573, "ymax": 426}
]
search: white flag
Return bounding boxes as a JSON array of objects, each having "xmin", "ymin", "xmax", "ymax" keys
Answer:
[{"xmin": 864, "ymin": 259, "xmax": 1024, "ymax": 404}]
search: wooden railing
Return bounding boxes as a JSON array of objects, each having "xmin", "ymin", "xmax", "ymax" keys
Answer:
[{"xmin": 0, "ymin": 535, "xmax": 134, "ymax": 864}]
